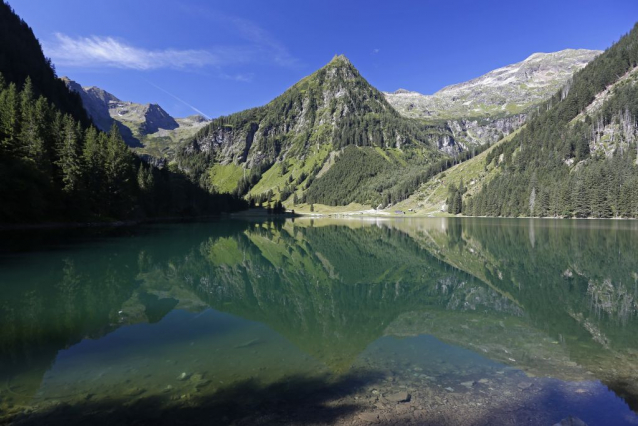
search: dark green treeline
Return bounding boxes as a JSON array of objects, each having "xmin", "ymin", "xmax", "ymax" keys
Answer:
[{"xmin": 0, "ymin": 76, "xmax": 246, "ymax": 223}]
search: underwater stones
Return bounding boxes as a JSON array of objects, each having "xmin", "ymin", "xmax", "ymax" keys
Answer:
[
  {"xmin": 460, "ymin": 381, "xmax": 475, "ymax": 389},
  {"xmin": 517, "ymin": 382, "xmax": 533, "ymax": 391},
  {"xmin": 177, "ymin": 372, "xmax": 191, "ymax": 381},
  {"xmin": 385, "ymin": 391, "xmax": 410, "ymax": 403},
  {"xmin": 358, "ymin": 412, "xmax": 379, "ymax": 422}
]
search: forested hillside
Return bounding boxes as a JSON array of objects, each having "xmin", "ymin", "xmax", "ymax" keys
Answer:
[
  {"xmin": 464, "ymin": 23, "xmax": 638, "ymax": 218},
  {"xmin": 0, "ymin": 1, "xmax": 244, "ymax": 223},
  {"xmin": 177, "ymin": 55, "xmax": 472, "ymax": 207}
]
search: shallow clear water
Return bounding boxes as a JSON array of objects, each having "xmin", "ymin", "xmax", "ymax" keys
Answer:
[{"xmin": 1, "ymin": 217, "xmax": 638, "ymax": 425}]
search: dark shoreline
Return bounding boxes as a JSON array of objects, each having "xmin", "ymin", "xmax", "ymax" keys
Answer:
[
  {"xmin": 0, "ymin": 215, "xmax": 227, "ymax": 232},
  {"xmin": 0, "ymin": 208, "xmax": 302, "ymax": 231}
]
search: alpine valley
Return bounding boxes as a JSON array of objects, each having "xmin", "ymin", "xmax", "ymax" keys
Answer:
[
  {"xmin": 173, "ymin": 49, "xmax": 607, "ymax": 212},
  {"xmin": 1, "ymin": 0, "xmax": 638, "ymax": 223},
  {"xmin": 65, "ymin": 49, "xmax": 605, "ymax": 212},
  {"xmin": 4, "ymin": 2, "xmax": 638, "ymax": 426}
]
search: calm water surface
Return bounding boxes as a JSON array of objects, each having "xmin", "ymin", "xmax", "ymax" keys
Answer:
[{"xmin": 1, "ymin": 218, "xmax": 637, "ymax": 425}]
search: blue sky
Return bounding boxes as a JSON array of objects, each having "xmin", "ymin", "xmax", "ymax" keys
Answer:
[{"xmin": 9, "ymin": 0, "xmax": 638, "ymax": 119}]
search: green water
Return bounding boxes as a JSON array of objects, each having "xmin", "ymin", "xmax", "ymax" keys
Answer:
[{"xmin": 1, "ymin": 218, "xmax": 638, "ymax": 425}]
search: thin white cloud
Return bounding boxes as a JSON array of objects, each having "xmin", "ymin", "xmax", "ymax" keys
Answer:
[
  {"xmin": 44, "ymin": 11, "xmax": 300, "ymax": 74},
  {"xmin": 45, "ymin": 33, "xmax": 246, "ymax": 70},
  {"xmin": 373, "ymin": 48, "xmax": 380, "ymax": 54},
  {"xmin": 144, "ymin": 80, "xmax": 210, "ymax": 119}
]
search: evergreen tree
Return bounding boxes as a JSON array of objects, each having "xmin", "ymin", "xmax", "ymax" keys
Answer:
[
  {"xmin": 56, "ymin": 114, "xmax": 82, "ymax": 194},
  {"xmin": 104, "ymin": 123, "xmax": 134, "ymax": 217},
  {"xmin": 26, "ymin": 96, "xmax": 48, "ymax": 167},
  {"xmin": 82, "ymin": 126, "xmax": 106, "ymax": 215},
  {"xmin": 0, "ymin": 82, "xmax": 19, "ymax": 153}
]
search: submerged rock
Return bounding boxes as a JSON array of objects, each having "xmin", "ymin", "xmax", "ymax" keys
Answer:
[
  {"xmin": 385, "ymin": 391, "xmax": 410, "ymax": 403},
  {"xmin": 358, "ymin": 412, "xmax": 379, "ymax": 422}
]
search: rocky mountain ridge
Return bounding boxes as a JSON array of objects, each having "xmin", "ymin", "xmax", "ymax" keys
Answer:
[
  {"xmin": 62, "ymin": 77, "xmax": 209, "ymax": 156},
  {"xmin": 385, "ymin": 49, "xmax": 601, "ymax": 120},
  {"xmin": 384, "ymin": 49, "xmax": 601, "ymax": 147}
]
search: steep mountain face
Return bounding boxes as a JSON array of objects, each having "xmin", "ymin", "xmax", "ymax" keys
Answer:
[
  {"xmin": 180, "ymin": 55, "xmax": 446, "ymax": 167},
  {"xmin": 110, "ymin": 100, "xmax": 178, "ymax": 133},
  {"xmin": 62, "ymin": 78, "xmax": 118, "ymax": 131},
  {"xmin": 460, "ymin": 24, "xmax": 638, "ymax": 218},
  {"xmin": 385, "ymin": 49, "xmax": 600, "ymax": 147},
  {"xmin": 63, "ymin": 78, "xmax": 208, "ymax": 156},
  {"xmin": 177, "ymin": 55, "xmax": 451, "ymax": 206}
]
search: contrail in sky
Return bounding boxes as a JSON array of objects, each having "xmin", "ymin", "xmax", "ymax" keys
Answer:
[{"xmin": 144, "ymin": 79, "xmax": 211, "ymax": 119}]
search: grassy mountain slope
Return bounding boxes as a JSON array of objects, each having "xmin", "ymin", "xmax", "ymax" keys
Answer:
[
  {"xmin": 176, "ymin": 55, "xmax": 456, "ymax": 207},
  {"xmin": 392, "ymin": 128, "xmax": 522, "ymax": 215}
]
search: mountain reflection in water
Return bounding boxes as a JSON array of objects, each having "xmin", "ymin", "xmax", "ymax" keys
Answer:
[{"xmin": 1, "ymin": 217, "xmax": 637, "ymax": 425}]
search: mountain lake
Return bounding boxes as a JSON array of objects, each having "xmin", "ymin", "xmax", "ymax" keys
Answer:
[{"xmin": 1, "ymin": 217, "xmax": 637, "ymax": 425}]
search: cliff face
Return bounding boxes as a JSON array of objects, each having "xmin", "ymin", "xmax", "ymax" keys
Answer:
[
  {"xmin": 61, "ymin": 77, "xmax": 117, "ymax": 132},
  {"xmin": 446, "ymin": 114, "xmax": 528, "ymax": 149}
]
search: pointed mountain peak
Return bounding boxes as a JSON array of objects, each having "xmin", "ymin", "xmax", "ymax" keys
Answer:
[{"xmin": 328, "ymin": 54, "xmax": 351, "ymax": 66}]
